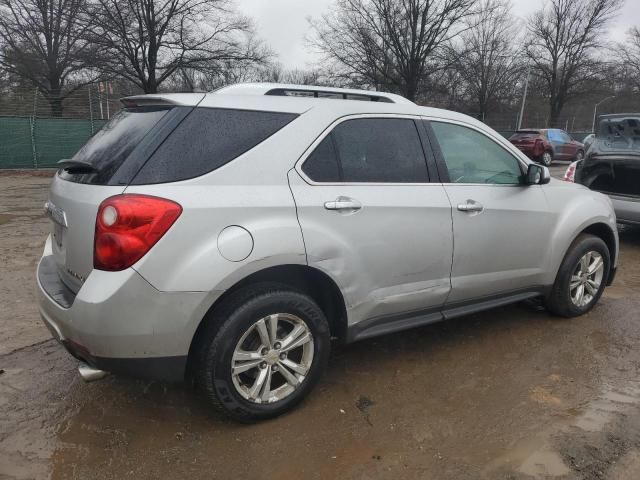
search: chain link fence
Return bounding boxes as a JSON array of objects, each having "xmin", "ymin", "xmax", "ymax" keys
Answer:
[
  {"xmin": 0, "ymin": 84, "xmax": 635, "ymax": 169},
  {"xmin": 0, "ymin": 85, "xmax": 131, "ymax": 168}
]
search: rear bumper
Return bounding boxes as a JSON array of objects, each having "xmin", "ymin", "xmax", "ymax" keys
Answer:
[
  {"xmin": 609, "ymin": 194, "xmax": 640, "ymax": 225},
  {"xmin": 36, "ymin": 238, "xmax": 217, "ymax": 382}
]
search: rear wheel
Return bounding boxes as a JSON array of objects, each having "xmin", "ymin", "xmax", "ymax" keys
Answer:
[
  {"xmin": 196, "ymin": 284, "xmax": 331, "ymax": 422},
  {"xmin": 546, "ymin": 234, "xmax": 610, "ymax": 317},
  {"xmin": 574, "ymin": 150, "xmax": 584, "ymax": 162},
  {"xmin": 540, "ymin": 150, "xmax": 553, "ymax": 166}
]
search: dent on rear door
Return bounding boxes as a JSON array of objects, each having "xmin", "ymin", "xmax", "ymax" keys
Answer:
[{"xmin": 288, "ymin": 170, "xmax": 453, "ymax": 326}]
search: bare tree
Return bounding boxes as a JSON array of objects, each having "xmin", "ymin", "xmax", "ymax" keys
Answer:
[
  {"xmin": 257, "ymin": 63, "xmax": 327, "ymax": 86},
  {"xmin": 0, "ymin": 0, "xmax": 99, "ymax": 116},
  {"xmin": 526, "ymin": 0, "xmax": 623, "ymax": 126},
  {"xmin": 309, "ymin": 0, "xmax": 475, "ymax": 101},
  {"xmin": 449, "ymin": 0, "xmax": 524, "ymax": 121},
  {"xmin": 87, "ymin": 0, "xmax": 270, "ymax": 93},
  {"xmin": 620, "ymin": 27, "xmax": 640, "ymax": 92}
]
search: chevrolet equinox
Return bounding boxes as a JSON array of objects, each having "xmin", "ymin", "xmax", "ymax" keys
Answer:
[{"xmin": 37, "ymin": 83, "xmax": 619, "ymax": 422}]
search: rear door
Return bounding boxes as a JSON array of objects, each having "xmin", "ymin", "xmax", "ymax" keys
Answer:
[
  {"xmin": 289, "ymin": 115, "xmax": 453, "ymax": 326},
  {"xmin": 426, "ymin": 120, "xmax": 555, "ymax": 303}
]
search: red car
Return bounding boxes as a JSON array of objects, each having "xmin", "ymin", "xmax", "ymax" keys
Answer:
[{"xmin": 509, "ymin": 129, "xmax": 585, "ymax": 166}]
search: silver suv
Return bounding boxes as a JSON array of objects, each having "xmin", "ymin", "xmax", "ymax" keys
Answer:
[{"xmin": 37, "ymin": 83, "xmax": 619, "ymax": 421}]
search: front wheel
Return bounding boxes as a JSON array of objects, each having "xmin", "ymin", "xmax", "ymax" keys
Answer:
[
  {"xmin": 196, "ymin": 285, "xmax": 331, "ymax": 422},
  {"xmin": 546, "ymin": 234, "xmax": 610, "ymax": 317}
]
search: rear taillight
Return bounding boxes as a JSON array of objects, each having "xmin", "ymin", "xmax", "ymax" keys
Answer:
[
  {"xmin": 94, "ymin": 194, "xmax": 182, "ymax": 271},
  {"xmin": 563, "ymin": 161, "xmax": 580, "ymax": 182}
]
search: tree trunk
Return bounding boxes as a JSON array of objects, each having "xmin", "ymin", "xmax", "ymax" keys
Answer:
[
  {"xmin": 49, "ymin": 96, "xmax": 64, "ymax": 117},
  {"xmin": 549, "ymin": 98, "xmax": 562, "ymax": 128}
]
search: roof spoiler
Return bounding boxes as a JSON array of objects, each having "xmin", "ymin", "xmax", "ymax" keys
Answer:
[{"xmin": 120, "ymin": 93, "xmax": 206, "ymax": 108}]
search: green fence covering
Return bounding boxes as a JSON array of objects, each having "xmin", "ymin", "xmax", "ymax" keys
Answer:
[{"xmin": 0, "ymin": 116, "xmax": 107, "ymax": 169}]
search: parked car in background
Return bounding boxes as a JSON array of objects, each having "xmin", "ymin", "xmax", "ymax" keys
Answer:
[
  {"xmin": 509, "ymin": 129, "xmax": 584, "ymax": 166},
  {"xmin": 38, "ymin": 83, "xmax": 618, "ymax": 422},
  {"xmin": 565, "ymin": 114, "xmax": 640, "ymax": 225}
]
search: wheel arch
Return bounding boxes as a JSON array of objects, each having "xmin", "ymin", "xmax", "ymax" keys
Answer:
[
  {"xmin": 581, "ymin": 222, "xmax": 617, "ymax": 273},
  {"xmin": 557, "ymin": 222, "xmax": 617, "ymax": 284},
  {"xmin": 186, "ymin": 264, "xmax": 348, "ymax": 375}
]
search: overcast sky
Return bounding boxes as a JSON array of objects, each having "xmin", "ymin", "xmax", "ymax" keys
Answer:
[{"xmin": 237, "ymin": 0, "xmax": 640, "ymax": 69}]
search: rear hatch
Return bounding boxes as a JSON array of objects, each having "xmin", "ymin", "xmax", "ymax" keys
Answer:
[
  {"xmin": 580, "ymin": 116, "xmax": 640, "ymax": 199},
  {"xmin": 509, "ymin": 130, "xmax": 541, "ymax": 149},
  {"xmin": 45, "ymin": 102, "xmax": 194, "ymax": 294}
]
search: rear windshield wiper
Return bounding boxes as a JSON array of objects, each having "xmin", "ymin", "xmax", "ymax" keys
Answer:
[{"xmin": 57, "ymin": 158, "xmax": 98, "ymax": 173}]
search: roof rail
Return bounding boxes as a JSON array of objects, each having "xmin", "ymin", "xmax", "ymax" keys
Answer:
[
  {"xmin": 213, "ymin": 83, "xmax": 413, "ymax": 105},
  {"xmin": 265, "ymin": 87, "xmax": 394, "ymax": 103}
]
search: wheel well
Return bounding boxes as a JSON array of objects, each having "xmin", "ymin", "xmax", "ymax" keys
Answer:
[
  {"xmin": 581, "ymin": 223, "xmax": 617, "ymax": 272},
  {"xmin": 187, "ymin": 265, "xmax": 348, "ymax": 374}
]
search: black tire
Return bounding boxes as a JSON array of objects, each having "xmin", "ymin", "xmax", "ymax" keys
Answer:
[
  {"xmin": 539, "ymin": 150, "xmax": 553, "ymax": 166},
  {"xmin": 195, "ymin": 283, "xmax": 331, "ymax": 422},
  {"xmin": 574, "ymin": 150, "xmax": 584, "ymax": 162},
  {"xmin": 546, "ymin": 234, "xmax": 610, "ymax": 317}
]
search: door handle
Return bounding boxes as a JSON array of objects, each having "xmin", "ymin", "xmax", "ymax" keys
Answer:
[
  {"xmin": 324, "ymin": 197, "xmax": 362, "ymax": 211},
  {"xmin": 457, "ymin": 200, "xmax": 484, "ymax": 213}
]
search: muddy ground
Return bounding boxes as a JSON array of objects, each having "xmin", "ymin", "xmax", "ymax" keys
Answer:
[{"xmin": 1, "ymin": 169, "xmax": 640, "ymax": 480}]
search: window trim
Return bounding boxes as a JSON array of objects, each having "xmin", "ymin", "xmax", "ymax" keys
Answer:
[
  {"xmin": 423, "ymin": 117, "xmax": 531, "ymax": 187},
  {"xmin": 295, "ymin": 113, "xmax": 434, "ymax": 186}
]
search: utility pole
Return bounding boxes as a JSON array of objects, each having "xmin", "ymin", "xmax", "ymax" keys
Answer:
[
  {"xmin": 592, "ymin": 95, "xmax": 615, "ymax": 133},
  {"xmin": 517, "ymin": 67, "xmax": 530, "ymax": 131}
]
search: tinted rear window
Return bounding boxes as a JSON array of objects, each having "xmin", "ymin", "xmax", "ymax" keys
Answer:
[
  {"xmin": 510, "ymin": 132, "xmax": 540, "ymax": 140},
  {"xmin": 301, "ymin": 118, "xmax": 428, "ymax": 183},
  {"xmin": 132, "ymin": 108, "xmax": 298, "ymax": 184},
  {"xmin": 59, "ymin": 107, "xmax": 171, "ymax": 184}
]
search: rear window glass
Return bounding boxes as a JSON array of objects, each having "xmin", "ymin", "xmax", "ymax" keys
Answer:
[
  {"xmin": 598, "ymin": 117, "xmax": 640, "ymax": 153},
  {"xmin": 302, "ymin": 136, "xmax": 341, "ymax": 182},
  {"xmin": 132, "ymin": 108, "xmax": 298, "ymax": 184},
  {"xmin": 60, "ymin": 107, "xmax": 170, "ymax": 184},
  {"xmin": 301, "ymin": 118, "xmax": 428, "ymax": 183},
  {"xmin": 511, "ymin": 132, "xmax": 539, "ymax": 139}
]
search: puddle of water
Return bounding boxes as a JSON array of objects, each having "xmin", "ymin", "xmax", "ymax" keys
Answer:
[
  {"xmin": 519, "ymin": 449, "xmax": 572, "ymax": 477},
  {"xmin": 485, "ymin": 381, "xmax": 640, "ymax": 478},
  {"xmin": 484, "ymin": 437, "xmax": 571, "ymax": 478},
  {"xmin": 572, "ymin": 382, "xmax": 640, "ymax": 432}
]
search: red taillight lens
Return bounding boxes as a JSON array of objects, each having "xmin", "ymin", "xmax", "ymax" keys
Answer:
[
  {"xmin": 94, "ymin": 194, "xmax": 182, "ymax": 271},
  {"xmin": 564, "ymin": 161, "xmax": 579, "ymax": 182}
]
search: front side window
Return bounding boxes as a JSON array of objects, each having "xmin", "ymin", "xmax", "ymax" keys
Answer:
[
  {"xmin": 430, "ymin": 122, "xmax": 522, "ymax": 185},
  {"xmin": 301, "ymin": 118, "xmax": 428, "ymax": 183}
]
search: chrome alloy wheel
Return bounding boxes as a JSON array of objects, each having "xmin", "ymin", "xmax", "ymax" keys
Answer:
[
  {"xmin": 570, "ymin": 251, "xmax": 605, "ymax": 307},
  {"xmin": 231, "ymin": 313, "xmax": 314, "ymax": 404}
]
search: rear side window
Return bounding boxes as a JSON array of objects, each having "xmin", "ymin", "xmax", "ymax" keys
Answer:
[
  {"xmin": 301, "ymin": 136, "xmax": 341, "ymax": 182},
  {"xmin": 60, "ymin": 107, "xmax": 171, "ymax": 184},
  {"xmin": 301, "ymin": 118, "xmax": 428, "ymax": 183},
  {"xmin": 132, "ymin": 108, "xmax": 298, "ymax": 184}
]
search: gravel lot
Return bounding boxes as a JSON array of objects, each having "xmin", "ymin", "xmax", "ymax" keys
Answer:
[{"xmin": 1, "ymin": 168, "xmax": 640, "ymax": 480}]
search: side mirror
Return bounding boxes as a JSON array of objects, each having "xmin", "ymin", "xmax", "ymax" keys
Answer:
[{"xmin": 526, "ymin": 163, "xmax": 551, "ymax": 185}]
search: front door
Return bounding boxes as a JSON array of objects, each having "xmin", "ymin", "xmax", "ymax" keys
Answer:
[
  {"xmin": 289, "ymin": 116, "xmax": 454, "ymax": 326},
  {"xmin": 427, "ymin": 120, "xmax": 556, "ymax": 303}
]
